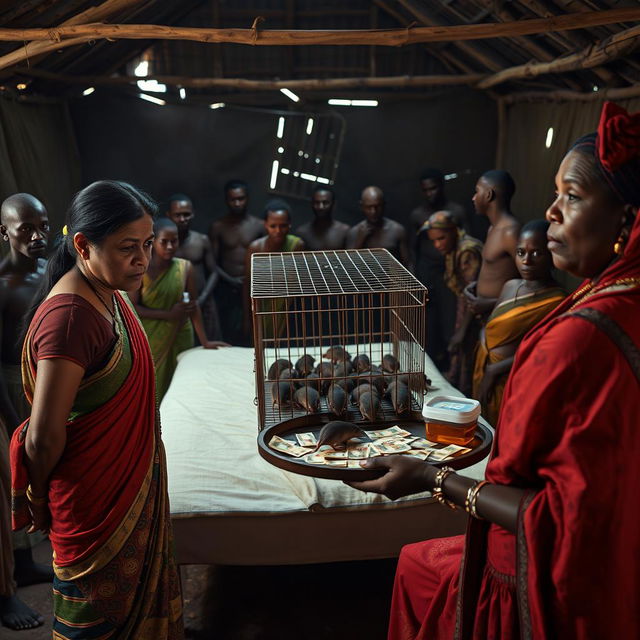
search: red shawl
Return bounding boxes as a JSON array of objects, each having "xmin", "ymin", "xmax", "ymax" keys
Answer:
[
  {"xmin": 11, "ymin": 291, "xmax": 156, "ymax": 568},
  {"xmin": 480, "ymin": 210, "xmax": 640, "ymax": 639}
]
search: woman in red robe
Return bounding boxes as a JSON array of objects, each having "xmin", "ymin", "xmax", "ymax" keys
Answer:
[
  {"xmin": 349, "ymin": 101, "xmax": 640, "ymax": 640},
  {"xmin": 10, "ymin": 181, "xmax": 183, "ymax": 638}
]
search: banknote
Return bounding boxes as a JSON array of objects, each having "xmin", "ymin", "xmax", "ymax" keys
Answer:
[
  {"xmin": 406, "ymin": 449, "xmax": 430, "ymax": 460},
  {"xmin": 371, "ymin": 439, "xmax": 412, "ymax": 454},
  {"xmin": 427, "ymin": 444, "xmax": 471, "ymax": 461},
  {"xmin": 348, "ymin": 443, "xmax": 372, "ymax": 459},
  {"xmin": 364, "ymin": 425, "xmax": 412, "ymax": 439},
  {"xmin": 295, "ymin": 432, "xmax": 318, "ymax": 447},
  {"xmin": 269, "ymin": 435, "xmax": 309, "ymax": 458}
]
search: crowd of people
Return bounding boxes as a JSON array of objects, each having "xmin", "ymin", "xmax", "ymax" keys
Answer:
[{"xmin": 0, "ymin": 100, "xmax": 637, "ymax": 638}]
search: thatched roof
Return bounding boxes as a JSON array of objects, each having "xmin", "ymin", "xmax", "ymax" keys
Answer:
[{"xmin": 1, "ymin": 0, "xmax": 639, "ymax": 105}]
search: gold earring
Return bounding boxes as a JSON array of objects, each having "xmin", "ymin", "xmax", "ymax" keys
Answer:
[{"xmin": 614, "ymin": 235, "xmax": 626, "ymax": 255}]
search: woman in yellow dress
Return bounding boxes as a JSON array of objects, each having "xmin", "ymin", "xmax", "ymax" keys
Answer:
[{"xmin": 472, "ymin": 219, "xmax": 565, "ymax": 426}]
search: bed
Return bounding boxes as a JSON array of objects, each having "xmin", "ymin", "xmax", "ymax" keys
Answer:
[{"xmin": 161, "ymin": 346, "xmax": 492, "ymax": 566}]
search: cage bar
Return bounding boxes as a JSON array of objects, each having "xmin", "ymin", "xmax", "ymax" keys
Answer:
[{"xmin": 251, "ymin": 249, "xmax": 428, "ymax": 431}]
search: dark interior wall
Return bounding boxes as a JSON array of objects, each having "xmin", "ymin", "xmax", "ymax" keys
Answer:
[{"xmin": 69, "ymin": 89, "xmax": 497, "ymax": 235}]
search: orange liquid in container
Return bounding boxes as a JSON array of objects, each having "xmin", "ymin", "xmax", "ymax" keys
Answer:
[
  {"xmin": 422, "ymin": 396, "xmax": 481, "ymax": 447},
  {"xmin": 425, "ymin": 418, "xmax": 477, "ymax": 446}
]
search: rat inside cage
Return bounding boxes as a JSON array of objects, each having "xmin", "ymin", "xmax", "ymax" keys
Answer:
[{"xmin": 251, "ymin": 248, "xmax": 428, "ymax": 431}]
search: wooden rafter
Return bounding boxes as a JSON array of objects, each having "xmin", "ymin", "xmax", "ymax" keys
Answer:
[
  {"xmin": 478, "ymin": 24, "xmax": 640, "ymax": 89},
  {"xmin": 0, "ymin": 0, "xmax": 148, "ymax": 71},
  {"xmin": 504, "ymin": 84, "xmax": 640, "ymax": 103},
  {"xmin": 0, "ymin": 7, "xmax": 637, "ymax": 48},
  {"xmin": 14, "ymin": 67, "xmax": 484, "ymax": 90}
]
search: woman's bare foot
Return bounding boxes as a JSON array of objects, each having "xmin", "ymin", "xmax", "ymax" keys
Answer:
[{"xmin": 0, "ymin": 595, "xmax": 44, "ymax": 630}]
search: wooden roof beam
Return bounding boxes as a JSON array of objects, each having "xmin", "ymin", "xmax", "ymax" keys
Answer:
[
  {"xmin": 504, "ymin": 84, "xmax": 640, "ymax": 103},
  {"xmin": 0, "ymin": 0, "xmax": 149, "ymax": 71},
  {"xmin": 478, "ymin": 24, "xmax": 640, "ymax": 89},
  {"xmin": 14, "ymin": 68, "xmax": 484, "ymax": 91}
]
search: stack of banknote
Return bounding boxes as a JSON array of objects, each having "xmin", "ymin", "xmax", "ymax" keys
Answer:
[{"xmin": 268, "ymin": 425, "xmax": 470, "ymax": 468}]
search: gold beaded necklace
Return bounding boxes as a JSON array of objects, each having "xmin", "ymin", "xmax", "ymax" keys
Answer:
[{"xmin": 568, "ymin": 276, "xmax": 640, "ymax": 311}]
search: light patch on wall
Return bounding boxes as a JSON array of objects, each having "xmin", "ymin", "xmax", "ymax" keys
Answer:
[
  {"xmin": 139, "ymin": 93, "xmax": 166, "ymax": 106},
  {"xmin": 270, "ymin": 161, "xmax": 280, "ymax": 189},
  {"xmin": 82, "ymin": 87, "xmax": 95, "ymax": 96}
]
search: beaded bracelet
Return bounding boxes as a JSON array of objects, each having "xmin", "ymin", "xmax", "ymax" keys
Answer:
[
  {"xmin": 26, "ymin": 485, "xmax": 47, "ymax": 507},
  {"xmin": 432, "ymin": 465, "xmax": 457, "ymax": 510},
  {"xmin": 464, "ymin": 480, "xmax": 489, "ymax": 519}
]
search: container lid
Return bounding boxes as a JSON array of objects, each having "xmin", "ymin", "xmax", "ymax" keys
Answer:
[{"xmin": 422, "ymin": 395, "xmax": 481, "ymax": 424}]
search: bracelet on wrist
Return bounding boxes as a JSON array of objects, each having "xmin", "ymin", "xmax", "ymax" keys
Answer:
[
  {"xmin": 26, "ymin": 485, "xmax": 48, "ymax": 507},
  {"xmin": 432, "ymin": 465, "xmax": 457, "ymax": 510},
  {"xmin": 465, "ymin": 480, "xmax": 489, "ymax": 519}
]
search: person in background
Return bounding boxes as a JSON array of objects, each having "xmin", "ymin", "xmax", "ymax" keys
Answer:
[
  {"xmin": 244, "ymin": 199, "xmax": 305, "ymax": 341},
  {"xmin": 295, "ymin": 186, "xmax": 349, "ymax": 250},
  {"xmin": 348, "ymin": 101, "xmax": 640, "ymax": 640},
  {"xmin": 11, "ymin": 180, "xmax": 184, "ymax": 638},
  {"xmin": 421, "ymin": 210, "xmax": 483, "ymax": 397},
  {"xmin": 346, "ymin": 186, "xmax": 411, "ymax": 268},
  {"xmin": 0, "ymin": 194, "xmax": 52, "ymax": 630},
  {"xmin": 130, "ymin": 217, "xmax": 228, "ymax": 401},
  {"xmin": 473, "ymin": 219, "xmax": 565, "ymax": 425},
  {"xmin": 209, "ymin": 180, "xmax": 264, "ymax": 346},
  {"xmin": 167, "ymin": 193, "xmax": 221, "ymax": 341},
  {"xmin": 464, "ymin": 170, "xmax": 520, "ymax": 321},
  {"xmin": 411, "ymin": 169, "xmax": 467, "ymax": 371}
]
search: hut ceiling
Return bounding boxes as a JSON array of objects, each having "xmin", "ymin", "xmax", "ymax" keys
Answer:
[{"xmin": 0, "ymin": 0, "xmax": 638, "ymax": 105}]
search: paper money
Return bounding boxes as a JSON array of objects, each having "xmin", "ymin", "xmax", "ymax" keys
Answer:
[
  {"xmin": 325, "ymin": 458, "xmax": 348, "ymax": 467},
  {"xmin": 406, "ymin": 449, "xmax": 430, "ymax": 460},
  {"xmin": 371, "ymin": 439, "xmax": 412, "ymax": 455},
  {"xmin": 364, "ymin": 425, "xmax": 412, "ymax": 440},
  {"xmin": 347, "ymin": 459, "xmax": 365, "ymax": 468},
  {"xmin": 269, "ymin": 435, "xmax": 309, "ymax": 458},
  {"xmin": 295, "ymin": 432, "xmax": 318, "ymax": 447},
  {"xmin": 304, "ymin": 452, "xmax": 328, "ymax": 465},
  {"xmin": 427, "ymin": 444, "xmax": 471, "ymax": 461},
  {"xmin": 323, "ymin": 450, "xmax": 349, "ymax": 459},
  {"xmin": 348, "ymin": 443, "xmax": 371, "ymax": 459}
]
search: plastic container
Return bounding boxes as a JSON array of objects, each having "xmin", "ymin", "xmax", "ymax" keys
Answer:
[{"xmin": 422, "ymin": 395, "xmax": 481, "ymax": 446}]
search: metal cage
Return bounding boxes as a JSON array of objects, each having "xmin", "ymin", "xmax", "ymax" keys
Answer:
[{"xmin": 251, "ymin": 248, "xmax": 428, "ymax": 430}]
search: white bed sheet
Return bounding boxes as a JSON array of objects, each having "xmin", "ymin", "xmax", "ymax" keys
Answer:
[{"xmin": 161, "ymin": 345, "xmax": 492, "ymax": 518}]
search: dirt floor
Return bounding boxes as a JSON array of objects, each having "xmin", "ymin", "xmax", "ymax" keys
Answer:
[{"xmin": 4, "ymin": 540, "xmax": 397, "ymax": 639}]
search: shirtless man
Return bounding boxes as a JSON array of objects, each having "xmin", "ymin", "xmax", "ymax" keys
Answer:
[
  {"xmin": 464, "ymin": 170, "xmax": 521, "ymax": 319},
  {"xmin": 167, "ymin": 194, "xmax": 220, "ymax": 340},
  {"xmin": 295, "ymin": 187, "xmax": 349, "ymax": 250},
  {"xmin": 209, "ymin": 180, "xmax": 264, "ymax": 345},
  {"xmin": 411, "ymin": 169, "xmax": 467, "ymax": 371},
  {"xmin": 0, "ymin": 193, "xmax": 52, "ymax": 631},
  {"xmin": 346, "ymin": 186, "xmax": 411, "ymax": 269},
  {"xmin": 243, "ymin": 199, "xmax": 305, "ymax": 340}
]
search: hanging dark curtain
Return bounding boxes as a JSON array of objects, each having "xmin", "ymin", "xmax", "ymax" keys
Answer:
[{"xmin": 0, "ymin": 95, "xmax": 81, "ymax": 242}]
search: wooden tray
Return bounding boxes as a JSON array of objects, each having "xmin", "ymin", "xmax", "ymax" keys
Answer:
[{"xmin": 257, "ymin": 415, "xmax": 493, "ymax": 481}]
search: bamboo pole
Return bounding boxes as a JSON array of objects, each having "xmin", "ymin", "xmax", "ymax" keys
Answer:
[
  {"xmin": 0, "ymin": 8, "xmax": 638, "ymax": 47},
  {"xmin": 0, "ymin": 0, "xmax": 148, "ymax": 71},
  {"xmin": 478, "ymin": 24, "xmax": 640, "ymax": 89},
  {"xmin": 504, "ymin": 84, "xmax": 640, "ymax": 103},
  {"xmin": 15, "ymin": 67, "xmax": 484, "ymax": 90}
]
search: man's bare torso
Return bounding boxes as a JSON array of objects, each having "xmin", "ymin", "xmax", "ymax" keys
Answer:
[
  {"xmin": 210, "ymin": 215, "xmax": 264, "ymax": 278},
  {"xmin": 296, "ymin": 220, "xmax": 349, "ymax": 251},
  {"xmin": 0, "ymin": 259, "xmax": 45, "ymax": 364},
  {"xmin": 347, "ymin": 218, "xmax": 406, "ymax": 261},
  {"xmin": 476, "ymin": 222, "xmax": 520, "ymax": 299},
  {"xmin": 175, "ymin": 230, "xmax": 211, "ymax": 290}
]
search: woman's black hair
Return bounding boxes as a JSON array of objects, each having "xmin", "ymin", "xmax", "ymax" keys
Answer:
[
  {"xmin": 153, "ymin": 216, "xmax": 178, "ymax": 235},
  {"xmin": 22, "ymin": 180, "xmax": 157, "ymax": 338},
  {"xmin": 262, "ymin": 198, "xmax": 292, "ymax": 221}
]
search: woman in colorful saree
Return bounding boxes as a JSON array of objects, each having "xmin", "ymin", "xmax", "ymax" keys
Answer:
[
  {"xmin": 348, "ymin": 101, "xmax": 640, "ymax": 640},
  {"xmin": 129, "ymin": 217, "xmax": 228, "ymax": 401},
  {"xmin": 10, "ymin": 181, "xmax": 184, "ymax": 639},
  {"xmin": 472, "ymin": 219, "xmax": 565, "ymax": 426}
]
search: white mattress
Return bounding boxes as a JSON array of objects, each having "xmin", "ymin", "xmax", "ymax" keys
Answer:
[{"xmin": 161, "ymin": 346, "xmax": 492, "ymax": 518}]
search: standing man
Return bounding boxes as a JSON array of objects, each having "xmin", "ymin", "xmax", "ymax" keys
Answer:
[
  {"xmin": 411, "ymin": 169, "xmax": 467, "ymax": 372},
  {"xmin": 209, "ymin": 180, "xmax": 264, "ymax": 345},
  {"xmin": 0, "ymin": 193, "xmax": 52, "ymax": 631},
  {"xmin": 167, "ymin": 193, "xmax": 221, "ymax": 341},
  {"xmin": 464, "ymin": 170, "xmax": 521, "ymax": 322},
  {"xmin": 346, "ymin": 186, "xmax": 411, "ymax": 268},
  {"xmin": 295, "ymin": 187, "xmax": 349, "ymax": 250}
]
